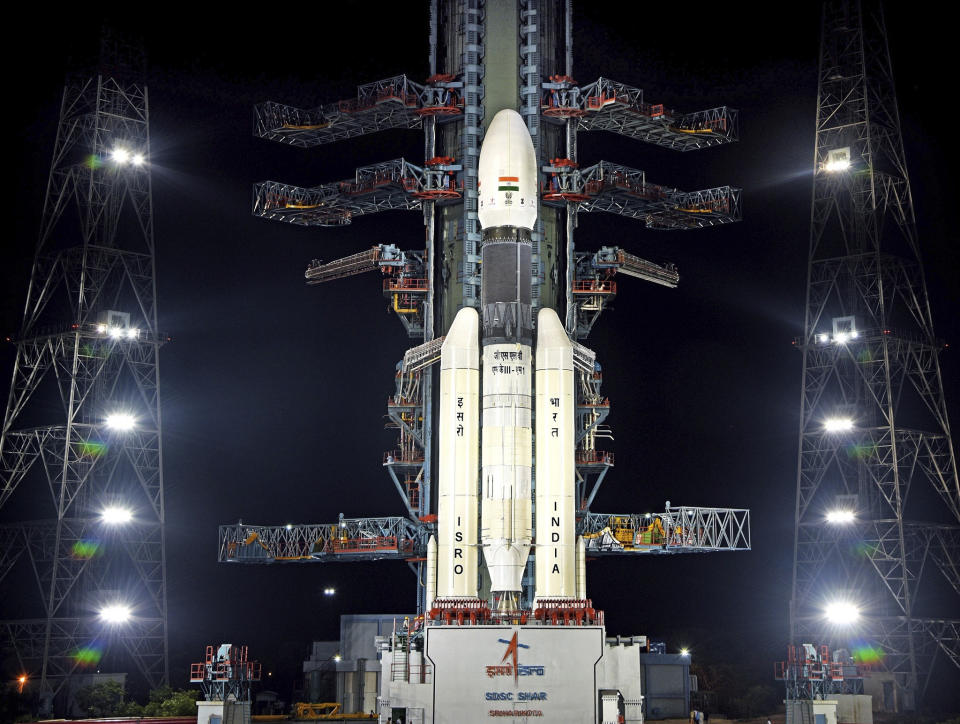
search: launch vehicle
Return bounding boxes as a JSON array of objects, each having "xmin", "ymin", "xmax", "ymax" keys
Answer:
[{"xmin": 431, "ymin": 109, "xmax": 582, "ymax": 614}]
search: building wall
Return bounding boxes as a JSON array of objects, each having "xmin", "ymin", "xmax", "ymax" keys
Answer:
[
  {"xmin": 337, "ymin": 614, "xmax": 415, "ymax": 715},
  {"xmin": 834, "ymin": 694, "xmax": 873, "ymax": 724},
  {"xmin": 637, "ymin": 653, "xmax": 691, "ymax": 719}
]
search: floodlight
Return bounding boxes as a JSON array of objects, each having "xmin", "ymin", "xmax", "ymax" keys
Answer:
[
  {"xmin": 96, "ymin": 324, "xmax": 107, "ymax": 334},
  {"xmin": 333, "ymin": 654, "xmax": 342, "ymax": 662},
  {"xmin": 324, "ymin": 587, "xmax": 336, "ymax": 596},
  {"xmin": 99, "ymin": 604, "xmax": 132, "ymax": 624},
  {"xmin": 126, "ymin": 328, "xmax": 139, "ymax": 339},
  {"xmin": 824, "ymin": 417, "xmax": 853, "ymax": 433},
  {"xmin": 104, "ymin": 413, "xmax": 136, "ymax": 431},
  {"xmin": 826, "ymin": 510, "xmax": 856, "ymax": 524},
  {"xmin": 834, "ymin": 332, "xmax": 849, "ymax": 344},
  {"xmin": 824, "ymin": 148, "xmax": 851, "ymax": 173},
  {"xmin": 824, "ymin": 601, "xmax": 860, "ymax": 625},
  {"xmin": 824, "ymin": 158, "xmax": 850, "ymax": 172},
  {"xmin": 111, "ymin": 148, "xmax": 130, "ymax": 165},
  {"xmin": 680, "ymin": 648, "xmax": 690, "ymax": 656},
  {"xmin": 101, "ymin": 506, "xmax": 133, "ymax": 525},
  {"xmin": 132, "ymin": 153, "xmax": 145, "ymax": 166},
  {"xmin": 818, "ymin": 333, "xmax": 830, "ymax": 343},
  {"xmin": 286, "ymin": 524, "xmax": 293, "ymax": 530},
  {"xmin": 108, "ymin": 326, "xmax": 124, "ymax": 339}
]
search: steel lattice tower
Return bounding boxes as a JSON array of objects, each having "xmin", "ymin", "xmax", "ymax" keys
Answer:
[
  {"xmin": 789, "ymin": 0, "xmax": 960, "ymax": 709},
  {"xmin": 0, "ymin": 32, "xmax": 168, "ymax": 711}
]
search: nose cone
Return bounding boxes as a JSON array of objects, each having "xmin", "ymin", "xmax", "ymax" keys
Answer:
[{"xmin": 478, "ymin": 109, "xmax": 538, "ymax": 231}]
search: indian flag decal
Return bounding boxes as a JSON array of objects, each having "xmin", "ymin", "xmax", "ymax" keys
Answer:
[{"xmin": 498, "ymin": 176, "xmax": 519, "ymax": 192}]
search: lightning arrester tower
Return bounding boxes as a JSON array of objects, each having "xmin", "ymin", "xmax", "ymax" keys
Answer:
[
  {"xmin": 790, "ymin": 0, "xmax": 960, "ymax": 709},
  {"xmin": 0, "ymin": 31, "xmax": 169, "ymax": 710}
]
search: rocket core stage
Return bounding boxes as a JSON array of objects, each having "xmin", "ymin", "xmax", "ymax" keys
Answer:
[{"xmin": 430, "ymin": 109, "xmax": 583, "ymax": 613}]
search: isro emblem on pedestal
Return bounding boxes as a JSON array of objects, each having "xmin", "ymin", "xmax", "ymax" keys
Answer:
[{"xmin": 484, "ymin": 632, "xmax": 545, "ymax": 683}]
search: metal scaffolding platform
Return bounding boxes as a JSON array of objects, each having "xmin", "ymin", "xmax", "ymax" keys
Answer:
[
  {"xmin": 254, "ymin": 158, "xmax": 462, "ymax": 227},
  {"xmin": 543, "ymin": 160, "xmax": 741, "ymax": 229},
  {"xmin": 254, "ymin": 74, "xmax": 463, "ymax": 147},
  {"xmin": 543, "ymin": 76, "xmax": 738, "ymax": 151},
  {"xmin": 581, "ymin": 507, "xmax": 751, "ymax": 554},
  {"xmin": 219, "ymin": 506, "xmax": 750, "ymax": 564},
  {"xmin": 570, "ymin": 247, "xmax": 679, "ymax": 339},
  {"xmin": 219, "ymin": 517, "xmax": 428, "ymax": 563}
]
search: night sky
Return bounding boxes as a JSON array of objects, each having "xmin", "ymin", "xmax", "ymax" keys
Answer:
[{"xmin": 5, "ymin": 1, "xmax": 958, "ymax": 708}]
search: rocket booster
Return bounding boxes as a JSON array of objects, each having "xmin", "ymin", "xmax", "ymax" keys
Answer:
[
  {"xmin": 534, "ymin": 306, "xmax": 576, "ymax": 602},
  {"xmin": 436, "ymin": 308, "xmax": 480, "ymax": 599},
  {"xmin": 478, "ymin": 109, "xmax": 537, "ymax": 610}
]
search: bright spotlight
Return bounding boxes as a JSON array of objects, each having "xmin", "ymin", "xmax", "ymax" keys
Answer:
[
  {"xmin": 126, "ymin": 328, "xmax": 139, "ymax": 339},
  {"xmin": 324, "ymin": 587, "xmax": 336, "ymax": 596},
  {"xmin": 111, "ymin": 148, "xmax": 131, "ymax": 165},
  {"xmin": 108, "ymin": 326, "xmax": 124, "ymax": 339},
  {"xmin": 131, "ymin": 153, "xmax": 145, "ymax": 166},
  {"xmin": 286, "ymin": 523, "xmax": 293, "ymax": 530},
  {"xmin": 680, "ymin": 648, "xmax": 690, "ymax": 657},
  {"xmin": 834, "ymin": 332, "xmax": 849, "ymax": 344},
  {"xmin": 824, "ymin": 158, "xmax": 850, "ymax": 172},
  {"xmin": 96, "ymin": 324, "xmax": 107, "ymax": 334},
  {"xmin": 101, "ymin": 506, "xmax": 133, "ymax": 525},
  {"xmin": 826, "ymin": 510, "xmax": 856, "ymax": 524},
  {"xmin": 99, "ymin": 604, "xmax": 132, "ymax": 624},
  {"xmin": 824, "ymin": 417, "xmax": 853, "ymax": 433},
  {"xmin": 104, "ymin": 413, "xmax": 136, "ymax": 431},
  {"xmin": 825, "ymin": 601, "xmax": 860, "ymax": 625},
  {"xmin": 818, "ymin": 333, "xmax": 830, "ymax": 343},
  {"xmin": 823, "ymin": 148, "xmax": 851, "ymax": 173},
  {"xmin": 333, "ymin": 654, "xmax": 342, "ymax": 662}
]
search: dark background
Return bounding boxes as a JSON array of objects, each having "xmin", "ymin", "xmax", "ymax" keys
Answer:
[{"xmin": 4, "ymin": 1, "xmax": 958, "ymax": 711}]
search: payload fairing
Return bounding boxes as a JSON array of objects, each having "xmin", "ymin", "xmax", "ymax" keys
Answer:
[{"xmin": 429, "ymin": 109, "xmax": 582, "ymax": 612}]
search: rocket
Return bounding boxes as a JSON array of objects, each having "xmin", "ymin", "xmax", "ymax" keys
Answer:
[{"xmin": 431, "ymin": 109, "xmax": 578, "ymax": 613}]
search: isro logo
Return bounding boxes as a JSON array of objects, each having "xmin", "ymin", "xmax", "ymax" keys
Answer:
[{"xmin": 484, "ymin": 632, "xmax": 546, "ymax": 683}]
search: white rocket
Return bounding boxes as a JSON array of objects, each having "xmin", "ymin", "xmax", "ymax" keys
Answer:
[{"xmin": 430, "ymin": 109, "xmax": 579, "ymax": 613}]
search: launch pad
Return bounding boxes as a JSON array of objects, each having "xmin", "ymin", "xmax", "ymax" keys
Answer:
[{"xmin": 384, "ymin": 624, "xmax": 609, "ymax": 723}]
